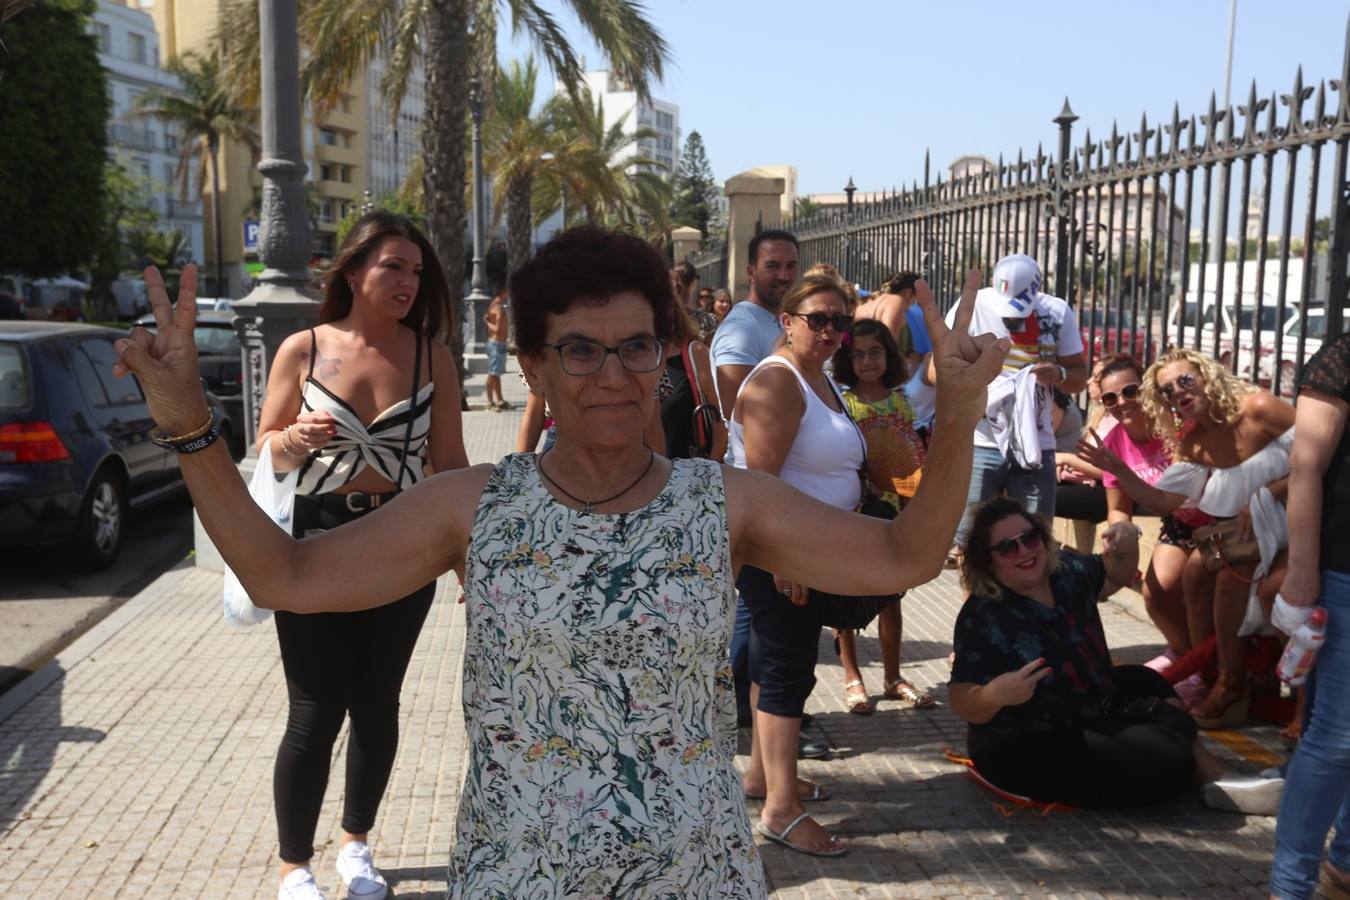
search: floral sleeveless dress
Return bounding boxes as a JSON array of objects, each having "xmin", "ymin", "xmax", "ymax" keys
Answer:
[{"xmin": 448, "ymin": 453, "xmax": 766, "ymax": 899}]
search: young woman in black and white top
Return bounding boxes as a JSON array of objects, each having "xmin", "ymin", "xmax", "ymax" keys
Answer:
[{"xmin": 254, "ymin": 211, "xmax": 467, "ymax": 900}]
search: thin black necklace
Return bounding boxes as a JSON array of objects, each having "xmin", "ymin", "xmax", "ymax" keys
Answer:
[{"xmin": 538, "ymin": 447, "xmax": 656, "ymax": 515}]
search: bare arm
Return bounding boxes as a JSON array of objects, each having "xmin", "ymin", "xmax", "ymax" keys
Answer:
[
  {"xmin": 113, "ymin": 265, "xmax": 482, "ymax": 613},
  {"xmin": 736, "ymin": 364, "xmax": 803, "ymax": 478},
  {"xmin": 1284, "ymin": 389, "xmax": 1348, "ymax": 605},
  {"xmin": 1099, "ymin": 521, "xmax": 1141, "ymax": 596},
  {"xmin": 729, "ymin": 270, "xmax": 1010, "ymax": 596},
  {"xmin": 515, "ymin": 391, "xmax": 547, "ymax": 453},
  {"xmin": 688, "ymin": 341, "xmax": 728, "ymax": 460},
  {"xmin": 1104, "ymin": 486, "xmax": 1135, "ymax": 525},
  {"xmin": 427, "ymin": 339, "xmax": 469, "ymax": 473},
  {"xmin": 716, "ymin": 364, "xmax": 753, "ymax": 421},
  {"xmin": 253, "ymin": 331, "xmax": 333, "ymax": 472},
  {"xmin": 950, "ymin": 658, "xmax": 1051, "ymax": 725},
  {"xmin": 1077, "ymin": 428, "xmax": 1187, "ymax": 516}
]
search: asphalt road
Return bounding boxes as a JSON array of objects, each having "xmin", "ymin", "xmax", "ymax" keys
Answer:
[{"xmin": 0, "ymin": 493, "xmax": 195, "ymax": 693}]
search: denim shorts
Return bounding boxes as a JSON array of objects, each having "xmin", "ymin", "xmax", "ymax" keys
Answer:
[{"xmin": 486, "ymin": 339, "xmax": 508, "ymax": 376}]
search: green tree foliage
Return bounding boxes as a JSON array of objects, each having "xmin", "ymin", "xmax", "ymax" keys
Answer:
[
  {"xmin": 334, "ymin": 192, "xmax": 426, "ymax": 247},
  {"xmin": 86, "ymin": 162, "xmax": 160, "ymax": 320},
  {"xmin": 0, "ymin": 0, "xmax": 109, "ymax": 276},
  {"xmin": 672, "ymin": 131, "xmax": 716, "ymax": 236}
]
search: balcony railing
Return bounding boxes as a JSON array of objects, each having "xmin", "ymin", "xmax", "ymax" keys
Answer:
[{"xmin": 109, "ymin": 123, "xmax": 157, "ymax": 152}]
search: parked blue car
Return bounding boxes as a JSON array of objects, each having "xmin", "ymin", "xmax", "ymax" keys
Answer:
[{"xmin": 0, "ymin": 322, "xmax": 232, "ymax": 569}]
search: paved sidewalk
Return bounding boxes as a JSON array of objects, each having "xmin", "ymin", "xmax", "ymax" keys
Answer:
[{"xmin": 0, "ymin": 365, "xmax": 1289, "ymax": 898}]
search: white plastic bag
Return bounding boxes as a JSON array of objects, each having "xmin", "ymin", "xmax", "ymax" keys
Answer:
[{"xmin": 223, "ymin": 448, "xmax": 297, "ymax": 627}]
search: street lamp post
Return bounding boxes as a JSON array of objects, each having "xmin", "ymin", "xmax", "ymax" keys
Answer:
[
  {"xmin": 843, "ymin": 176, "xmax": 857, "ymax": 278},
  {"xmin": 205, "ymin": 0, "xmax": 315, "ymax": 572},
  {"xmin": 466, "ymin": 76, "xmax": 492, "ymax": 353}
]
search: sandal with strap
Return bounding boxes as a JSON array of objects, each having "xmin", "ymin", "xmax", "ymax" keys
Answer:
[
  {"xmin": 755, "ymin": 812, "xmax": 847, "ymax": 857},
  {"xmin": 844, "ymin": 679, "xmax": 874, "ymax": 715},
  {"xmin": 884, "ymin": 678, "xmax": 936, "ymax": 709}
]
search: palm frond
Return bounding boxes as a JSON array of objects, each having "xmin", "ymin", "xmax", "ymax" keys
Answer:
[
  {"xmin": 379, "ymin": 0, "xmax": 429, "ymax": 117},
  {"xmin": 503, "ymin": 0, "xmax": 583, "ymax": 105},
  {"xmin": 300, "ymin": 0, "xmax": 400, "ymax": 112},
  {"xmin": 563, "ymin": 0, "xmax": 668, "ymax": 101}
]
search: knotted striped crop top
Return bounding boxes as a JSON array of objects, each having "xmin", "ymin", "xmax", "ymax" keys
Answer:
[{"xmin": 294, "ymin": 329, "xmax": 434, "ymax": 495}]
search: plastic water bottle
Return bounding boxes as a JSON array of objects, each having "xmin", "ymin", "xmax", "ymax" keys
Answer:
[{"xmin": 1277, "ymin": 608, "xmax": 1329, "ymax": 686}]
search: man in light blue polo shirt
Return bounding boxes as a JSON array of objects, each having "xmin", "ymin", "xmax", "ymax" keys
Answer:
[{"xmin": 709, "ymin": 229, "xmax": 800, "ymax": 419}]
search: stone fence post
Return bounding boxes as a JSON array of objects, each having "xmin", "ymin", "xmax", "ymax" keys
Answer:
[
  {"xmin": 671, "ymin": 226, "xmax": 702, "ymax": 268},
  {"xmin": 725, "ymin": 172, "xmax": 785, "ymax": 299}
]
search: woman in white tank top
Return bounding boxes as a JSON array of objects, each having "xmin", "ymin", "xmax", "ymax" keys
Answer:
[{"xmin": 731, "ymin": 272, "xmax": 864, "ymax": 857}]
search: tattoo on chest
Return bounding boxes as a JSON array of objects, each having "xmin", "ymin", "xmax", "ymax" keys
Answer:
[{"xmin": 303, "ymin": 348, "xmax": 342, "ymax": 379}]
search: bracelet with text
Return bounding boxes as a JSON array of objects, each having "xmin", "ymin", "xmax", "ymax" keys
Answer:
[{"xmin": 150, "ymin": 407, "xmax": 223, "ymax": 454}]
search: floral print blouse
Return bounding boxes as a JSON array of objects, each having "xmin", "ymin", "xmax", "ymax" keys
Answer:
[{"xmin": 448, "ymin": 453, "xmax": 767, "ymax": 899}]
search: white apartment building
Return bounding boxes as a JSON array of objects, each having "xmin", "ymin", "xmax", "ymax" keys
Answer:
[
  {"xmin": 578, "ymin": 71, "xmax": 680, "ymax": 174},
  {"xmin": 366, "ymin": 54, "xmax": 426, "ymax": 200},
  {"xmin": 93, "ymin": 0, "xmax": 206, "ymax": 265}
]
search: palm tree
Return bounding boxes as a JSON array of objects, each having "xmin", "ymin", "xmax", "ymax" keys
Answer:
[
  {"xmin": 217, "ymin": 0, "xmax": 668, "ymax": 343},
  {"xmin": 541, "ymin": 87, "xmax": 664, "ymax": 228},
  {"xmin": 483, "ymin": 58, "xmax": 554, "ymax": 277},
  {"xmin": 135, "ymin": 49, "xmax": 256, "ymax": 295}
]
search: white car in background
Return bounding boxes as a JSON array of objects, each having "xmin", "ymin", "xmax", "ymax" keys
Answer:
[{"xmin": 1254, "ymin": 306, "xmax": 1326, "ymax": 397}]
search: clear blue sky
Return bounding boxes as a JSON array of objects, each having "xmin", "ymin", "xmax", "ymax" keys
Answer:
[{"xmin": 502, "ymin": 0, "xmax": 1349, "ymax": 196}]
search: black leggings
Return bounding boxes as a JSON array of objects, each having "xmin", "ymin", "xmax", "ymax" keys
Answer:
[
  {"xmin": 970, "ymin": 665, "xmax": 1197, "ymax": 808},
  {"xmin": 273, "ymin": 495, "xmax": 435, "ymax": 863}
]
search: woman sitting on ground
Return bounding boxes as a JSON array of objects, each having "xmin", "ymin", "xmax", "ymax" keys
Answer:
[
  {"xmin": 949, "ymin": 497, "xmax": 1253, "ymax": 809},
  {"xmin": 1075, "ymin": 354, "xmax": 1199, "ymax": 699},
  {"xmin": 1138, "ymin": 349, "xmax": 1295, "ymax": 728},
  {"xmin": 830, "ymin": 319, "xmax": 933, "ymax": 714}
]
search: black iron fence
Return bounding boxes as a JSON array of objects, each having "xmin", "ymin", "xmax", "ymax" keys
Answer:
[{"xmin": 698, "ymin": 20, "xmax": 1350, "ymax": 397}]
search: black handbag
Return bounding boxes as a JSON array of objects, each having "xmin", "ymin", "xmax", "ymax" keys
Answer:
[{"xmin": 807, "ymin": 394, "xmax": 902, "ymax": 631}]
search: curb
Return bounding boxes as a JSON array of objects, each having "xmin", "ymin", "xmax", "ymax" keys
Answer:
[{"xmin": 0, "ymin": 557, "xmax": 197, "ymax": 727}]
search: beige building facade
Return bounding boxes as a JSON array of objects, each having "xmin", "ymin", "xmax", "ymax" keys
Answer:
[{"xmin": 119, "ymin": 0, "xmax": 416, "ymax": 297}]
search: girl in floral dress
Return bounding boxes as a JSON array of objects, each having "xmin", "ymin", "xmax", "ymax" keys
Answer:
[{"xmin": 831, "ymin": 320, "xmax": 935, "ymax": 714}]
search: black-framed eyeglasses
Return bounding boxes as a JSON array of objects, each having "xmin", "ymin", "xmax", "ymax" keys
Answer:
[
  {"xmin": 1158, "ymin": 372, "xmax": 1198, "ymax": 399},
  {"xmin": 791, "ymin": 312, "xmax": 853, "ymax": 333},
  {"xmin": 1100, "ymin": 383, "xmax": 1141, "ymax": 407},
  {"xmin": 990, "ymin": 527, "xmax": 1044, "ymax": 559},
  {"xmin": 542, "ymin": 338, "xmax": 666, "ymax": 376}
]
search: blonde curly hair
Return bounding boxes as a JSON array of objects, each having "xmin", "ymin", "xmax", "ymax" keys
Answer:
[{"xmin": 1141, "ymin": 348, "xmax": 1253, "ymax": 459}]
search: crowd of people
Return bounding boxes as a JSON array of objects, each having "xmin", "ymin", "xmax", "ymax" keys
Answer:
[{"xmin": 110, "ymin": 212, "xmax": 1350, "ymax": 900}]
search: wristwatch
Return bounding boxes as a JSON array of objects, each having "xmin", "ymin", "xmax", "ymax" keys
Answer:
[{"xmin": 1056, "ymin": 364, "xmax": 1068, "ymax": 384}]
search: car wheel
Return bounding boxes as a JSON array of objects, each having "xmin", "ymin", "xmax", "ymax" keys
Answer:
[{"xmin": 70, "ymin": 469, "xmax": 126, "ymax": 571}]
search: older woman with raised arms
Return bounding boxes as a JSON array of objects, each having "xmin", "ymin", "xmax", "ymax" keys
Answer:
[{"xmin": 112, "ymin": 228, "xmax": 1007, "ymax": 897}]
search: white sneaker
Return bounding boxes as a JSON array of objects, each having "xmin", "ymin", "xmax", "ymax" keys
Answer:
[
  {"xmin": 279, "ymin": 868, "xmax": 328, "ymax": 900},
  {"xmin": 1201, "ymin": 775, "xmax": 1285, "ymax": 815},
  {"xmin": 335, "ymin": 841, "xmax": 389, "ymax": 900}
]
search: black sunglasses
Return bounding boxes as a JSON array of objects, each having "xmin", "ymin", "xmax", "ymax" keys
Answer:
[
  {"xmin": 1158, "ymin": 372, "xmax": 1198, "ymax": 399},
  {"xmin": 1100, "ymin": 383, "xmax": 1141, "ymax": 407},
  {"xmin": 990, "ymin": 527, "xmax": 1044, "ymax": 558},
  {"xmin": 791, "ymin": 312, "xmax": 853, "ymax": 333}
]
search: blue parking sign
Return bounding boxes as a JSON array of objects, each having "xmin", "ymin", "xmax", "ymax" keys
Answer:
[{"xmin": 243, "ymin": 221, "xmax": 261, "ymax": 255}]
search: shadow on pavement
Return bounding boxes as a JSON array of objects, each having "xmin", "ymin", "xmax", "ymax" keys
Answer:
[{"xmin": 0, "ymin": 666, "xmax": 105, "ymax": 834}]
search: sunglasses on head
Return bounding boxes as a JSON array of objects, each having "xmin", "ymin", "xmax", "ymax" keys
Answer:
[
  {"xmin": 1158, "ymin": 372, "xmax": 1198, "ymax": 399},
  {"xmin": 990, "ymin": 527, "xmax": 1044, "ymax": 558},
  {"xmin": 1100, "ymin": 383, "xmax": 1141, "ymax": 407},
  {"xmin": 791, "ymin": 312, "xmax": 853, "ymax": 333}
]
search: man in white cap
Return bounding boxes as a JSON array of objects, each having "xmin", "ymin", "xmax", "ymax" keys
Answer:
[{"xmin": 937, "ymin": 254, "xmax": 1088, "ymax": 555}]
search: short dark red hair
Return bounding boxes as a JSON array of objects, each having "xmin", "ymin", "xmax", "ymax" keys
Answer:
[{"xmin": 509, "ymin": 226, "xmax": 677, "ymax": 355}]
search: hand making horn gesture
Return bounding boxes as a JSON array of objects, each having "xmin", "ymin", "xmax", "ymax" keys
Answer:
[
  {"xmin": 111, "ymin": 264, "xmax": 210, "ymax": 434},
  {"xmin": 916, "ymin": 268, "xmax": 1010, "ymax": 425}
]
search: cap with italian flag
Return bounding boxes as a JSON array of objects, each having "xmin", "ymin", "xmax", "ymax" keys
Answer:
[{"xmin": 991, "ymin": 254, "xmax": 1043, "ymax": 317}]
